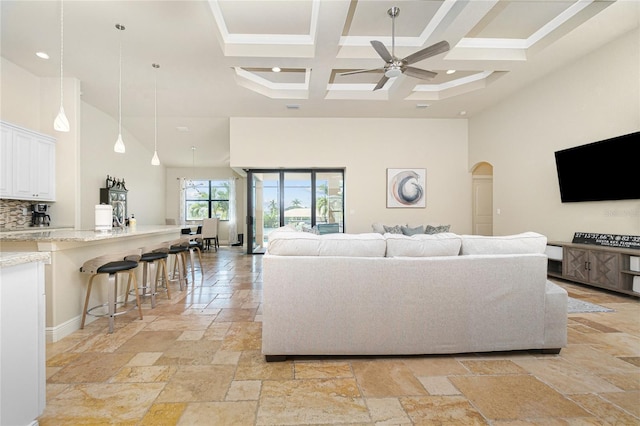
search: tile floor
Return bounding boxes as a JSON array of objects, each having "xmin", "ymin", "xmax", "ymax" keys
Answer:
[{"xmin": 40, "ymin": 247, "xmax": 639, "ymax": 425}]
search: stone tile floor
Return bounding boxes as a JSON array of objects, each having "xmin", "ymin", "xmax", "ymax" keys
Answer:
[{"xmin": 40, "ymin": 247, "xmax": 639, "ymax": 425}]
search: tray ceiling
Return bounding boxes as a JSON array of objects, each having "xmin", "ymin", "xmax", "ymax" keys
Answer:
[{"xmin": 0, "ymin": 0, "xmax": 636, "ymax": 167}]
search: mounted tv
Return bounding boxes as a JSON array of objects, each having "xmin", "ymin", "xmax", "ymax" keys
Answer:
[{"xmin": 554, "ymin": 131, "xmax": 640, "ymax": 202}]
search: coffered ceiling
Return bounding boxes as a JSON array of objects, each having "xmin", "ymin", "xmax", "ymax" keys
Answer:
[{"xmin": 1, "ymin": 0, "xmax": 637, "ymax": 167}]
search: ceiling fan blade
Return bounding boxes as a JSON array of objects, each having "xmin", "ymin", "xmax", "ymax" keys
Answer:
[
  {"xmin": 373, "ymin": 75, "xmax": 389, "ymax": 91},
  {"xmin": 370, "ymin": 40, "xmax": 393, "ymax": 63},
  {"xmin": 339, "ymin": 68, "xmax": 384, "ymax": 76},
  {"xmin": 403, "ymin": 66, "xmax": 437, "ymax": 80},
  {"xmin": 402, "ymin": 40, "xmax": 450, "ymax": 65}
]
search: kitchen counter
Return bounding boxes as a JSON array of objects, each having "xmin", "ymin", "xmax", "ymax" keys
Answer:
[
  {"xmin": 0, "ymin": 251, "xmax": 51, "ymax": 268},
  {"xmin": 0, "ymin": 225, "xmax": 181, "ymax": 242},
  {"xmin": 0, "ymin": 226, "xmax": 73, "ymax": 234},
  {"xmin": 1, "ymin": 225, "xmax": 183, "ymax": 342}
]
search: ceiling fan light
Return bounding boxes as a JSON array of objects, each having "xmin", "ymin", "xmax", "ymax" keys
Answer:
[
  {"xmin": 114, "ymin": 134, "xmax": 125, "ymax": 153},
  {"xmin": 151, "ymin": 150, "xmax": 160, "ymax": 166},
  {"xmin": 54, "ymin": 105, "xmax": 70, "ymax": 132},
  {"xmin": 385, "ymin": 68, "xmax": 402, "ymax": 78}
]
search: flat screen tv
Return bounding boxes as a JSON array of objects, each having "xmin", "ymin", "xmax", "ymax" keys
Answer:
[{"xmin": 554, "ymin": 131, "xmax": 640, "ymax": 202}]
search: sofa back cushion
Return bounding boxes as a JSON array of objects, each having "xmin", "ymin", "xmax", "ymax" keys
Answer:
[
  {"xmin": 318, "ymin": 233, "xmax": 386, "ymax": 257},
  {"xmin": 460, "ymin": 232, "xmax": 547, "ymax": 255},
  {"xmin": 267, "ymin": 232, "xmax": 386, "ymax": 257},
  {"xmin": 385, "ymin": 232, "xmax": 462, "ymax": 257}
]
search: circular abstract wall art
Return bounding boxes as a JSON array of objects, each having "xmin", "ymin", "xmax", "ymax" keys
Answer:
[{"xmin": 387, "ymin": 168, "xmax": 426, "ymax": 208}]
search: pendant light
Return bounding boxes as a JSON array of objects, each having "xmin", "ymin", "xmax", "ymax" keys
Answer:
[
  {"xmin": 53, "ymin": 0, "xmax": 70, "ymax": 132},
  {"xmin": 151, "ymin": 63, "xmax": 161, "ymax": 166},
  {"xmin": 114, "ymin": 23, "xmax": 126, "ymax": 153}
]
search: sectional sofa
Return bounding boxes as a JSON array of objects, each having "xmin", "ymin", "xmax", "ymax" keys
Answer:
[{"xmin": 262, "ymin": 229, "xmax": 568, "ymax": 361}]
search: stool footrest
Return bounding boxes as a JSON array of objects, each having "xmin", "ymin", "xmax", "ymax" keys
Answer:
[{"xmin": 86, "ymin": 301, "xmax": 139, "ymax": 319}]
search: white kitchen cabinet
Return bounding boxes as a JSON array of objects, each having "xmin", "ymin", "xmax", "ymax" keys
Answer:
[
  {"xmin": 0, "ymin": 125, "xmax": 12, "ymax": 197},
  {"xmin": 0, "ymin": 253, "xmax": 48, "ymax": 426},
  {"xmin": 0, "ymin": 121, "xmax": 56, "ymax": 201}
]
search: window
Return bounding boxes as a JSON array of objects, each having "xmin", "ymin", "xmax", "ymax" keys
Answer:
[
  {"xmin": 185, "ymin": 180, "xmax": 229, "ymax": 221},
  {"xmin": 246, "ymin": 169, "xmax": 344, "ymax": 254}
]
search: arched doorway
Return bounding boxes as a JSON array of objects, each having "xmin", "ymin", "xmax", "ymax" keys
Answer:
[{"xmin": 471, "ymin": 162, "xmax": 493, "ymax": 236}]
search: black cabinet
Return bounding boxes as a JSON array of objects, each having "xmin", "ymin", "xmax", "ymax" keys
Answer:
[{"xmin": 100, "ymin": 188, "xmax": 127, "ymax": 226}]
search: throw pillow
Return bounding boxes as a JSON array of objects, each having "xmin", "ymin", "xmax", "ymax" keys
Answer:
[
  {"xmin": 301, "ymin": 224, "xmax": 319, "ymax": 235},
  {"xmin": 425, "ymin": 224, "xmax": 451, "ymax": 234},
  {"xmin": 383, "ymin": 224, "xmax": 403, "ymax": 234},
  {"xmin": 401, "ymin": 225, "xmax": 425, "ymax": 235},
  {"xmin": 371, "ymin": 222, "xmax": 386, "ymax": 234}
]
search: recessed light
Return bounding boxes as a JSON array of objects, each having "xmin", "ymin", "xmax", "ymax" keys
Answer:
[
  {"xmin": 416, "ymin": 104, "xmax": 430, "ymax": 109},
  {"xmin": 177, "ymin": 126, "xmax": 190, "ymax": 132},
  {"xmin": 286, "ymin": 104, "xmax": 300, "ymax": 110},
  {"xmin": 446, "ymin": 69, "xmax": 456, "ymax": 75},
  {"xmin": 36, "ymin": 52, "xmax": 49, "ymax": 59},
  {"xmin": 459, "ymin": 111, "xmax": 467, "ymax": 116},
  {"xmin": 272, "ymin": 67, "xmax": 281, "ymax": 73}
]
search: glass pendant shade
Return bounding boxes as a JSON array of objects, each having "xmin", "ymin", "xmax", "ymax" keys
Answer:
[
  {"xmin": 151, "ymin": 150, "xmax": 160, "ymax": 165},
  {"xmin": 54, "ymin": 0, "xmax": 70, "ymax": 132},
  {"xmin": 54, "ymin": 105, "xmax": 70, "ymax": 132},
  {"xmin": 114, "ymin": 133, "xmax": 125, "ymax": 153}
]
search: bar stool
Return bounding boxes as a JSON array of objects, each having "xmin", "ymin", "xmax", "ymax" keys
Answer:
[
  {"xmin": 163, "ymin": 239, "xmax": 190, "ymax": 291},
  {"xmin": 181, "ymin": 234, "xmax": 204, "ymax": 285},
  {"xmin": 79, "ymin": 250, "xmax": 142, "ymax": 333},
  {"xmin": 126, "ymin": 243, "xmax": 171, "ymax": 308}
]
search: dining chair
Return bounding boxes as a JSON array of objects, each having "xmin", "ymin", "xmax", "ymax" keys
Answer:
[{"xmin": 201, "ymin": 217, "xmax": 219, "ymax": 252}]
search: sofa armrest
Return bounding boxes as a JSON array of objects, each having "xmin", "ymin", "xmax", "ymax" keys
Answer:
[{"xmin": 543, "ymin": 280, "xmax": 568, "ymax": 349}]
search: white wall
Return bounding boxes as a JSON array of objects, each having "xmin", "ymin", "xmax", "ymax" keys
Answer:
[
  {"xmin": 165, "ymin": 167, "xmax": 245, "ymax": 244},
  {"xmin": 1, "ymin": 58, "xmax": 81, "ymax": 229},
  {"xmin": 80, "ymin": 102, "xmax": 166, "ymax": 228},
  {"xmin": 469, "ymin": 28, "xmax": 640, "ymax": 241},
  {"xmin": 230, "ymin": 118, "xmax": 471, "ymax": 234},
  {"xmin": 1, "ymin": 58, "xmax": 41, "ymax": 130},
  {"xmin": 1, "ymin": 56, "xmax": 165, "ymax": 229}
]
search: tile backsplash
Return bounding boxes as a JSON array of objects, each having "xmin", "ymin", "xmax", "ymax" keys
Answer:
[{"xmin": 0, "ymin": 199, "xmax": 33, "ymax": 230}]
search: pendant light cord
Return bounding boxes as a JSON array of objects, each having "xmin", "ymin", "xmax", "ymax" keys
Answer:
[
  {"xmin": 59, "ymin": 0, "xmax": 64, "ymax": 105},
  {"xmin": 154, "ymin": 65, "xmax": 158, "ymax": 151},
  {"xmin": 118, "ymin": 35, "xmax": 122, "ymax": 135}
]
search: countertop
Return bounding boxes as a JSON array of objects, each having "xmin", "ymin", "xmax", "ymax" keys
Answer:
[
  {"xmin": 0, "ymin": 225, "xmax": 183, "ymax": 243},
  {"xmin": 0, "ymin": 251, "xmax": 51, "ymax": 268}
]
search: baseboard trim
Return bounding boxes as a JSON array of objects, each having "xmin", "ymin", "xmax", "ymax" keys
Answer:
[{"xmin": 45, "ymin": 315, "xmax": 84, "ymax": 343}]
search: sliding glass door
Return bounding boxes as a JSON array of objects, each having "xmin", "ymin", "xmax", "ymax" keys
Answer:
[{"xmin": 246, "ymin": 169, "xmax": 344, "ymax": 254}]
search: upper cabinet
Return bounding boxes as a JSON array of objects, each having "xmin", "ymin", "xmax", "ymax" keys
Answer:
[{"xmin": 0, "ymin": 121, "xmax": 56, "ymax": 202}]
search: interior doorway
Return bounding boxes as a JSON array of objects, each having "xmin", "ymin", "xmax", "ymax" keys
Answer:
[{"xmin": 472, "ymin": 162, "xmax": 493, "ymax": 236}]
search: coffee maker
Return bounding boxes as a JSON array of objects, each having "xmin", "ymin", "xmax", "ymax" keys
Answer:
[{"xmin": 31, "ymin": 204, "xmax": 51, "ymax": 227}]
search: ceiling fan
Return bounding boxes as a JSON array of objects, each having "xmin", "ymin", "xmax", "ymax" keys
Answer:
[{"xmin": 340, "ymin": 6, "xmax": 450, "ymax": 91}]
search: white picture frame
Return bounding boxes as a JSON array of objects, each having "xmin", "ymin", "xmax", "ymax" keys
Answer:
[{"xmin": 387, "ymin": 168, "xmax": 426, "ymax": 208}]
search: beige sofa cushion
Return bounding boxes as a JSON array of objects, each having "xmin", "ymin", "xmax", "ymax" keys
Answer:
[
  {"xmin": 385, "ymin": 232, "xmax": 462, "ymax": 257},
  {"xmin": 268, "ymin": 232, "xmax": 386, "ymax": 257},
  {"xmin": 318, "ymin": 233, "xmax": 386, "ymax": 257},
  {"xmin": 266, "ymin": 232, "xmax": 319, "ymax": 256},
  {"xmin": 460, "ymin": 232, "xmax": 547, "ymax": 255}
]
